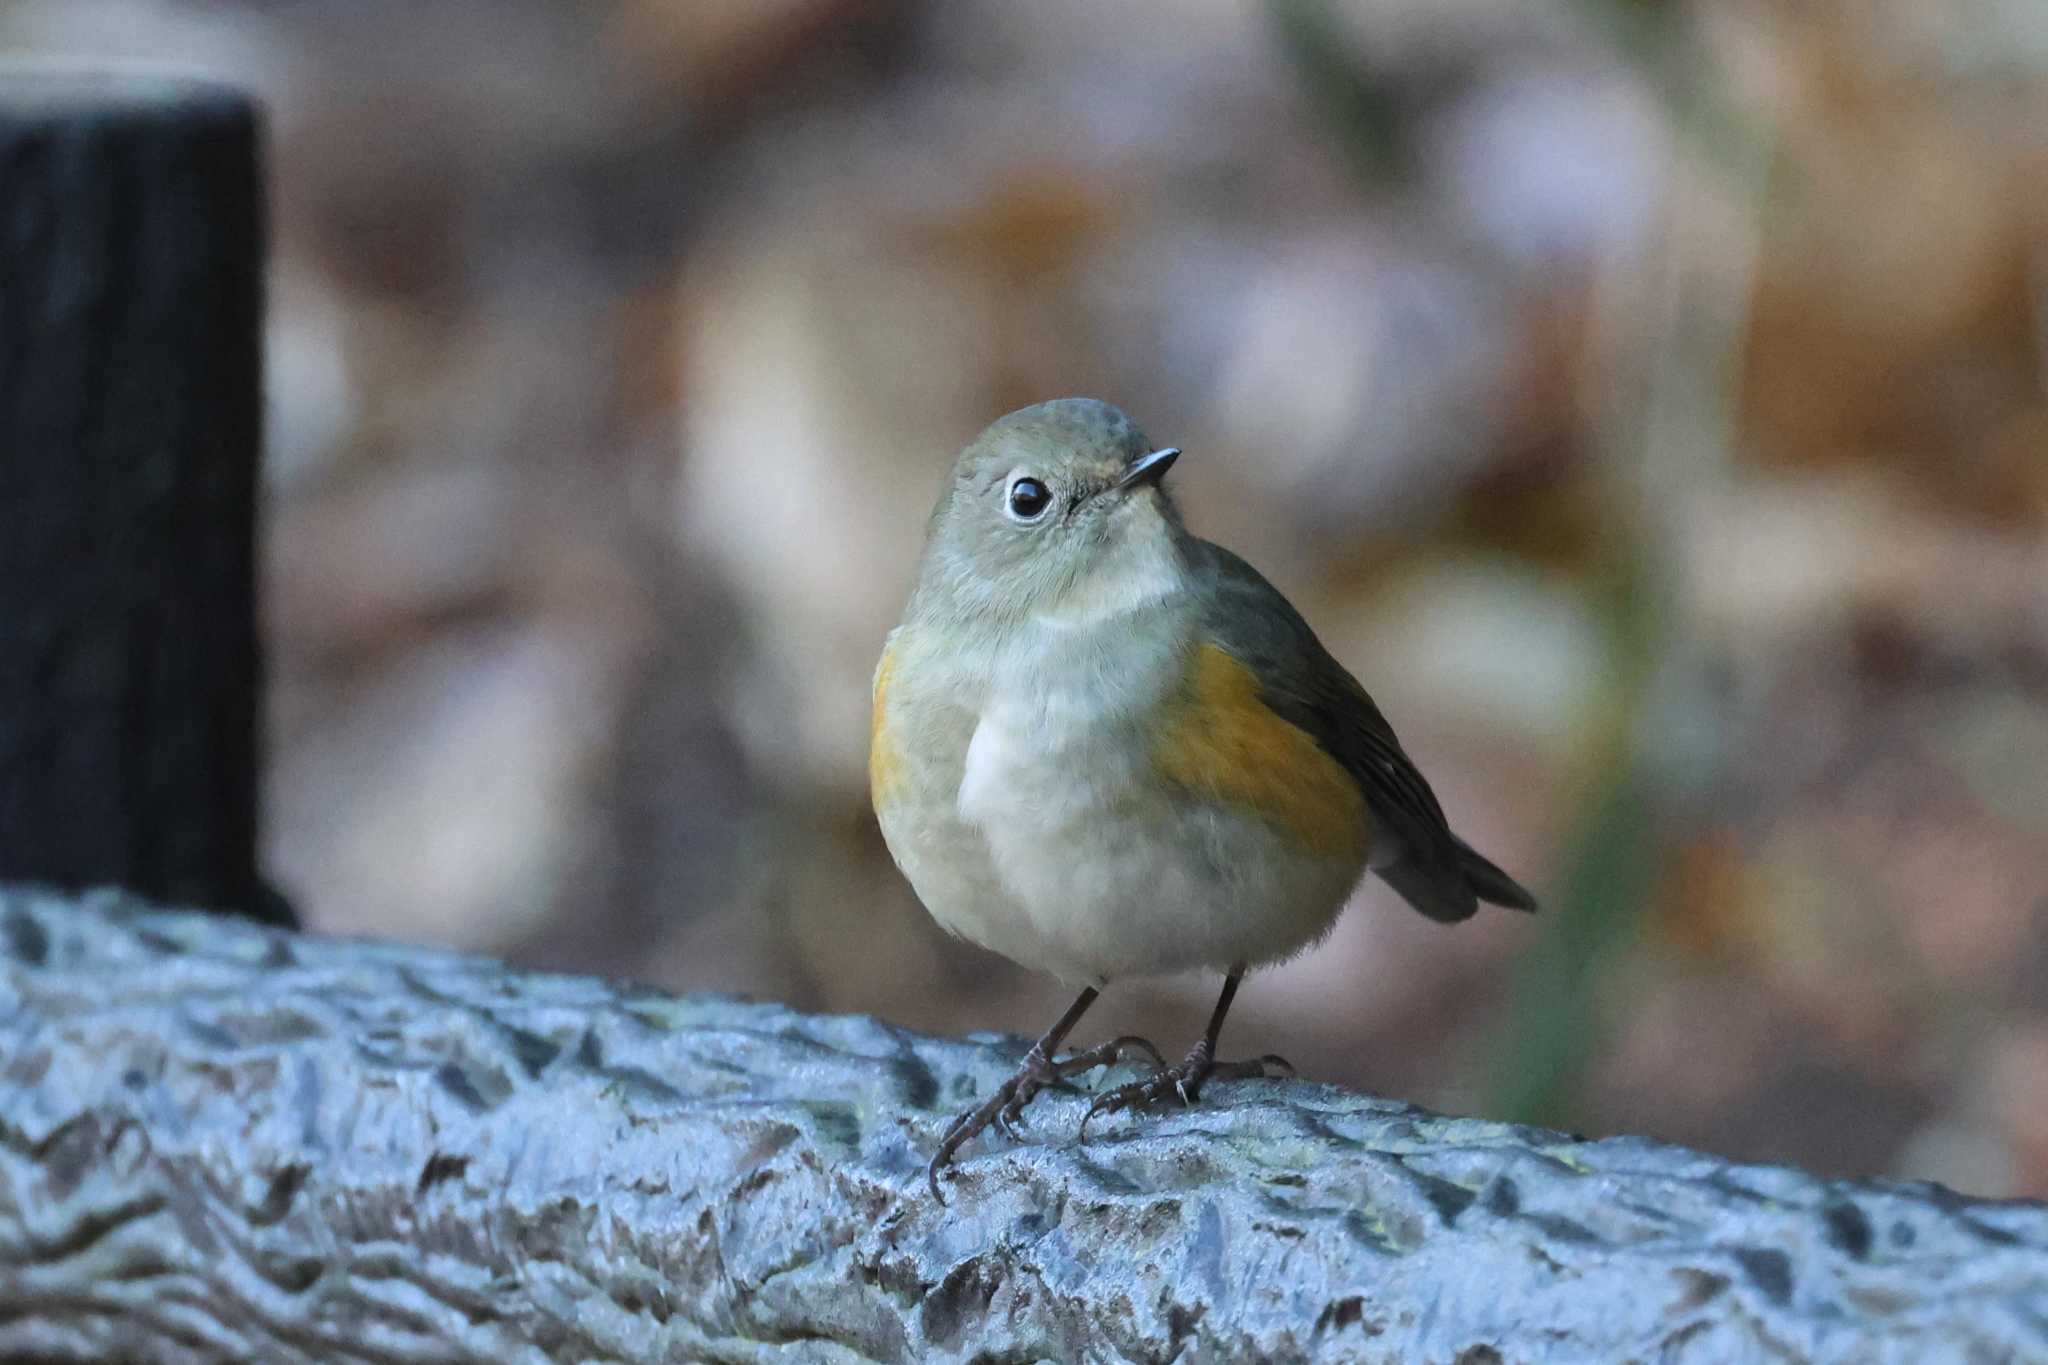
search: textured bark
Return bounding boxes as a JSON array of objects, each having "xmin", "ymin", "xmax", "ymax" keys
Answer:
[
  {"xmin": 0, "ymin": 888, "xmax": 2043, "ymax": 1364},
  {"xmin": 0, "ymin": 69, "xmax": 280, "ymax": 923}
]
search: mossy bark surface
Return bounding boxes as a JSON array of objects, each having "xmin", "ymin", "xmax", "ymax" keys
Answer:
[{"xmin": 1, "ymin": 888, "xmax": 2043, "ymax": 1363}]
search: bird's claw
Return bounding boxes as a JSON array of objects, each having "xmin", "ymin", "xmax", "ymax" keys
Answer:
[
  {"xmin": 1080, "ymin": 1049, "xmax": 1294, "ymax": 1140},
  {"xmin": 926, "ymin": 1033, "xmax": 1167, "ymax": 1204},
  {"xmin": 996, "ymin": 1090, "xmax": 1035, "ymax": 1134}
]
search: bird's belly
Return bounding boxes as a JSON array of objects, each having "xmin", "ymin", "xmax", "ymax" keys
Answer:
[{"xmin": 948, "ymin": 708, "xmax": 1365, "ymax": 982}]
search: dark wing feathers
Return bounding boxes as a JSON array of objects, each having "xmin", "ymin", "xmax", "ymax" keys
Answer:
[{"xmin": 1191, "ymin": 540, "xmax": 1536, "ymax": 921}]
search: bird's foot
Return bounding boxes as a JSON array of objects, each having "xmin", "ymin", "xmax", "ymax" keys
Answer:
[
  {"xmin": 1079, "ymin": 1039, "xmax": 1294, "ymax": 1139},
  {"xmin": 928, "ymin": 1034, "xmax": 1164, "ymax": 1203}
]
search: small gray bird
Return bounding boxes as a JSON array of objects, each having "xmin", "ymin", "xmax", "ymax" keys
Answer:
[{"xmin": 870, "ymin": 398, "xmax": 1535, "ymax": 1199}]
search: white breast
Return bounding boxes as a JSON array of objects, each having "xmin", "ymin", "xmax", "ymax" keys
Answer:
[
  {"xmin": 958, "ymin": 692, "xmax": 1143, "ymax": 833},
  {"xmin": 949, "ymin": 672, "xmax": 1362, "ymax": 982},
  {"xmin": 956, "ymin": 704, "xmax": 1026, "ymax": 827},
  {"xmin": 955, "ymin": 603, "xmax": 1175, "ymax": 833},
  {"xmin": 892, "ymin": 520, "xmax": 1363, "ymax": 982}
]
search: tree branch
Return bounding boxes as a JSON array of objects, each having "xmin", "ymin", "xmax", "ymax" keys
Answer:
[{"xmin": 1, "ymin": 887, "xmax": 2043, "ymax": 1362}]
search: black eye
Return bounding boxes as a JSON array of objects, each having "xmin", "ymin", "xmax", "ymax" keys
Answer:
[{"xmin": 1007, "ymin": 477, "xmax": 1050, "ymax": 520}]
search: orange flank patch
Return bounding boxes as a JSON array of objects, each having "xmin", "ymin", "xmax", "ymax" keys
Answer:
[
  {"xmin": 869, "ymin": 643, "xmax": 905, "ymax": 809},
  {"xmin": 1153, "ymin": 644, "xmax": 1371, "ymax": 860}
]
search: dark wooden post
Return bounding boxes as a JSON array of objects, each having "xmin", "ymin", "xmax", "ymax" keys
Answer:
[{"xmin": 0, "ymin": 68, "xmax": 286, "ymax": 924}]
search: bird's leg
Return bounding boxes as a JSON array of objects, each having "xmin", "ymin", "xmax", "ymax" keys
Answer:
[
  {"xmin": 927, "ymin": 986, "xmax": 1163, "ymax": 1202},
  {"xmin": 1081, "ymin": 965, "xmax": 1294, "ymax": 1138}
]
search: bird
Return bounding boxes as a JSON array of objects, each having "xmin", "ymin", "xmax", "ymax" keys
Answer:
[{"xmin": 869, "ymin": 398, "xmax": 1536, "ymax": 1201}]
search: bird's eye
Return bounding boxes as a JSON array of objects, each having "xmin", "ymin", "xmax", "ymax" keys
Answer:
[{"xmin": 1007, "ymin": 477, "xmax": 1051, "ymax": 520}]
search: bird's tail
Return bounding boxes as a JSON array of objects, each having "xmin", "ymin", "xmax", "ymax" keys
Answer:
[
  {"xmin": 1377, "ymin": 834, "xmax": 1538, "ymax": 923},
  {"xmin": 1453, "ymin": 834, "xmax": 1538, "ymax": 912}
]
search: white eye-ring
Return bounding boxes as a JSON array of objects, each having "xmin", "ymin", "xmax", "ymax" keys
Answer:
[{"xmin": 1006, "ymin": 475, "xmax": 1051, "ymax": 521}]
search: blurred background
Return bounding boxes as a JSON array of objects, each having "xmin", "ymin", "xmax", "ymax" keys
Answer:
[{"xmin": 7, "ymin": 0, "xmax": 2043, "ymax": 1198}]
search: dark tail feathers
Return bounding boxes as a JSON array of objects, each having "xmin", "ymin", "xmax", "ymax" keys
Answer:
[
  {"xmin": 1377, "ymin": 835, "xmax": 1538, "ymax": 924},
  {"xmin": 1454, "ymin": 834, "xmax": 1538, "ymax": 912}
]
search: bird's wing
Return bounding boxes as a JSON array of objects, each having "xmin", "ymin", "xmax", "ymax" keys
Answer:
[{"xmin": 1189, "ymin": 539, "xmax": 1532, "ymax": 921}]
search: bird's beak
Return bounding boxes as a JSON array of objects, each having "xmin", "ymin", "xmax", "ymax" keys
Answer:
[{"xmin": 1114, "ymin": 446, "xmax": 1180, "ymax": 492}]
